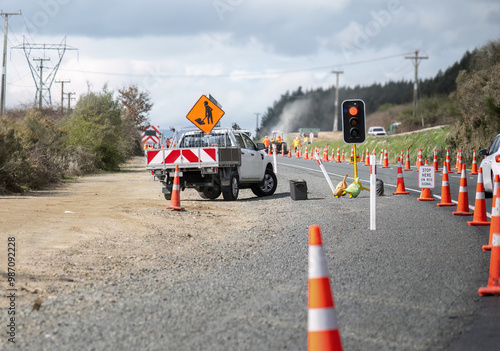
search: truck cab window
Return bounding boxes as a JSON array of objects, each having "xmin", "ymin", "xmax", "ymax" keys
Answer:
[
  {"xmin": 234, "ymin": 134, "xmax": 245, "ymax": 148},
  {"xmin": 241, "ymin": 134, "xmax": 258, "ymax": 151}
]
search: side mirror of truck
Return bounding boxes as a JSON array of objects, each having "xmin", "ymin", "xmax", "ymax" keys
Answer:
[
  {"xmin": 256, "ymin": 143, "xmax": 266, "ymax": 150},
  {"xmin": 478, "ymin": 148, "xmax": 488, "ymax": 157}
]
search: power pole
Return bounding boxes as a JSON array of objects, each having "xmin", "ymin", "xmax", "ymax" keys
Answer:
[
  {"xmin": 254, "ymin": 112, "xmax": 260, "ymax": 137},
  {"xmin": 55, "ymin": 79, "xmax": 70, "ymax": 113},
  {"xmin": 66, "ymin": 92, "xmax": 75, "ymax": 111},
  {"xmin": 33, "ymin": 58, "xmax": 50, "ymax": 110},
  {"xmin": 0, "ymin": 10, "xmax": 21, "ymax": 115},
  {"xmin": 405, "ymin": 50, "xmax": 428, "ymax": 127},
  {"xmin": 331, "ymin": 70, "xmax": 343, "ymax": 131}
]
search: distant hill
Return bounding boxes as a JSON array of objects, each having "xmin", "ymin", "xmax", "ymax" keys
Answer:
[{"xmin": 257, "ymin": 49, "xmax": 475, "ymax": 138}]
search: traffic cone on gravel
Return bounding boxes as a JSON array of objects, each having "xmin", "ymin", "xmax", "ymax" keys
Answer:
[
  {"xmin": 308, "ymin": 225, "xmax": 343, "ymax": 351},
  {"xmin": 453, "ymin": 164, "xmax": 473, "ymax": 216},
  {"xmin": 167, "ymin": 165, "xmax": 184, "ymax": 210},
  {"xmin": 393, "ymin": 160, "xmax": 409, "ymax": 195},
  {"xmin": 437, "ymin": 161, "xmax": 456, "ymax": 207},
  {"xmin": 468, "ymin": 167, "xmax": 490, "ymax": 226},
  {"xmin": 470, "ymin": 150, "xmax": 479, "ymax": 175}
]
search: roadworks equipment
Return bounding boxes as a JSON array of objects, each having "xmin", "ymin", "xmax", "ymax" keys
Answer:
[
  {"xmin": 167, "ymin": 165, "xmax": 184, "ymax": 210},
  {"xmin": 308, "ymin": 225, "xmax": 343, "ymax": 351},
  {"xmin": 468, "ymin": 167, "xmax": 490, "ymax": 226},
  {"xmin": 437, "ymin": 161, "xmax": 456, "ymax": 207},
  {"xmin": 393, "ymin": 160, "xmax": 409, "ymax": 195},
  {"xmin": 470, "ymin": 149, "xmax": 478, "ymax": 175},
  {"xmin": 452, "ymin": 164, "xmax": 473, "ymax": 216}
]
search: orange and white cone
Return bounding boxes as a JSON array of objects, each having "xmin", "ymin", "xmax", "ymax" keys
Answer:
[
  {"xmin": 418, "ymin": 188, "xmax": 434, "ymax": 201},
  {"xmin": 415, "ymin": 148, "xmax": 423, "ymax": 171},
  {"xmin": 335, "ymin": 147, "xmax": 340, "ymax": 163},
  {"xmin": 349, "ymin": 147, "xmax": 354, "ymax": 164},
  {"xmin": 468, "ymin": 167, "xmax": 490, "ymax": 226},
  {"xmin": 483, "ymin": 177, "xmax": 500, "ymax": 251},
  {"xmin": 452, "ymin": 164, "xmax": 473, "ymax": 216},
  {"xmin": 288, "ymin": 148, "xmax": 292, "ymax": 158},
  {"xmin": 308, "ymin": 225, "xmax": 343, "ymax": 351},
  {"xmin": 341, "ymin": 148, "xmax": 345, "ymax": 162},
  {"xmin": 437, "ymin": 161, "xmax": 456, "ymax": 207},
  {"xmin": 404, "ymin": 148, "xmax": 412, "ymax": 171},
  {"xmin": 364, "ymin": 147, "xmax": 370, "ymax": 166},
  {"xmin": 393, "ymin": 160, "xmax": 409, "ymax": 195},
  {"xmin": 304, "ymin": 147, "xmax": 309, "ymax": 160},
  {"xmin": 331, "ymin": 148, "xmax": 335, "ymax": 162},
  {"xmin": 455, "ymin": 149, "xmax": 462, "ymax": 173},
  {"xmin": 469, "ymin": 149, "xmax": 478, "ymax": 175},
  {"xmin": 446, "ymin": 149, "xmax": 451, "ymax": 173},
  {"xmin": 382, "ymin": 148, "xmax": 390, "ymax": 168},
  {"xmin": 478, "ymin": 231, "xmax": 500, "ymax": 296},
  {"xmin": 433, "ymin": 149, "xmax": 441, "ymax": 173},
  {"xmin": 361, "ymin": 149, "xmax": 365, "ymax": 163},
  {"xmin": 167, "ymin": 165, "xmax": 184, "ymax": 210}
]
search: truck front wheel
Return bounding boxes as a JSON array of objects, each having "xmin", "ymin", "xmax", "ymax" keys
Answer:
[
  {"xmin": 222, "ymin": 173, "xmax": 239, "ymax": 201},
  {"xmin": 251, "ymin": 167, "xmax": 277, "ymax": 197}
]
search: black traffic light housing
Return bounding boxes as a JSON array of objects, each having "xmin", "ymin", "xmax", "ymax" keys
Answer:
[{"xmin": 342, "ymin": 99, "xmax": 366, "ymax": 144}]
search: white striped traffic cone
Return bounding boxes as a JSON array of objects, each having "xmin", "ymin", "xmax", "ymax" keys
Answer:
[
  {"xmin": 470, "ymin": 149, "xmax": 478, "ymax": 175},
  {"xmin": 437, "ymin": 161, "xmax": 456, "ymax": 207},
  {"xmin": 308, "ymin": 225, "xmax": 343, "ymax": 351},
  {"xmin": 393, "ymin": 160, "xmax": 409, "ymax": 195},
  {"xmin": 468, "ymin": 167, "xmax": 490, "ymax": 226},
  {"xmin": 167, "ymin": 164, "xmax": 184, "ymax": 210},
  {"xmin": 452, "ymin": 164, "xmax": 473, "ymax": 216}
]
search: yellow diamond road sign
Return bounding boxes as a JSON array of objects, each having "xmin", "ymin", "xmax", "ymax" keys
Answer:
[{"xmin": 186, "ymin": 95, "xmax": 225, "ymax": 134}]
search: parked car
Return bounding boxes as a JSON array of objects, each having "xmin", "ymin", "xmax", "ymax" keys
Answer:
[
  {"xmin": 479, "ymin": 133, "xmax": 500, "ymax": 197},
  {"xmin": 367, "ymin": 126, "xmax": 387, "ymax": 136}
]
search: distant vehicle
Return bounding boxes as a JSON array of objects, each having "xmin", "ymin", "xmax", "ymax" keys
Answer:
[
  {"xmin": 479, "ymin": 133, "xmax": 500, "ymax": 197},
  {"xmin": 271, "ymin": 131, "xmax": 288, "ymax": 154},
  {"xmin": 367, "ymin": 126, "xmax": 387, "ymax": 136}
]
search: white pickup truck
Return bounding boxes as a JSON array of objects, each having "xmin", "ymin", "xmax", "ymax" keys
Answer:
[{"xmin": 145, "ymin": 128, "xmax": 277, "ymax": 201}]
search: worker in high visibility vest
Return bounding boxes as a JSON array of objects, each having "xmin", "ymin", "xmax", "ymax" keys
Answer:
[
  {"xmin": 263, "ymin": 136, "xmax": 270, "ymax": 152},
  {"xmin": 292, "ymin": 137, "xmax": 302, "ymax": 152}
]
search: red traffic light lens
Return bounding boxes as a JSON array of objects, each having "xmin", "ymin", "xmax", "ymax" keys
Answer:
[{"xmin": 349, "ymin": 106, "xmax": 358, "ymax": 116}]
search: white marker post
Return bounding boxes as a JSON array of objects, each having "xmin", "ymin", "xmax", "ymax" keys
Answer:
[
  {"xmin": 315, "ymin": 152, "xmax": 336, "ymax": 196},
  {"xmin": 273, "ymin": 144, "xmax": 277, "ymax": 174},
  {"xmin": 370, "ymin": 154, "xmax": 376, "ymax": 230}
]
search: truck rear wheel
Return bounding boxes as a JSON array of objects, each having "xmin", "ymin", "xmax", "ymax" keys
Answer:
[
  {"xmin": 222, "ymin": 173, "xmax": 239, "ymax": 201},
  {"xmin": 198, "ymin": 186, "xmax": 221, "ymax": 200},
  {"xmin": 251, "ymin": 167, "xmax": 277, "ymax": 197}
]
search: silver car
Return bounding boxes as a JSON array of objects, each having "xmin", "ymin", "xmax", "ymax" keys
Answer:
[{"xmin": 479, "ymin": 133, "xmax": 500, "ymax": 197}]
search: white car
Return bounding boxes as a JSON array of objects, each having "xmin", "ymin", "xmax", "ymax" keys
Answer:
[
  {"xmin": 368, "ymin": 126, "xmax": 387, "ymax": 136},
  {"xmin": 479, "ymin": 133, "xmax": 500, "ymax": 197}
]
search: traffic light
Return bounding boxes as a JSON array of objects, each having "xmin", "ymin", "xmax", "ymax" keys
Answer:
[{"xmin": 342, "ymin": 99, "xmax": 366, "ymax": 144}]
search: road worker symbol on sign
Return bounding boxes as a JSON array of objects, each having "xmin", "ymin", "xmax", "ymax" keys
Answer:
[{"xmin": 186, "ymin": 95, "xmax": 225, "ymax": 134}]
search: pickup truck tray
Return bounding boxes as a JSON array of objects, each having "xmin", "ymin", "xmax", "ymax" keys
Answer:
[{"xmin": 146, "ymin": 147, "xmax": 241, "ymax": 169}]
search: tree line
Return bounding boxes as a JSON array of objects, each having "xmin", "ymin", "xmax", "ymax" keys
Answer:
[{"xmin": 0, "ymin": 84, "xmax": 152, "ymax": 193}]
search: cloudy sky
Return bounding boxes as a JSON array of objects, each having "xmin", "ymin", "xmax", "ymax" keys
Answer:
[{"xmin": 3, "ymin": 0, "xmax": 500, "ymax": 134}]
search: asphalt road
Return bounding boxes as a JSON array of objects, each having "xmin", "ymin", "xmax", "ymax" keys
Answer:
[{"xmin": 3, "ymin": 155, "xmax": 499, "ymax": 350}]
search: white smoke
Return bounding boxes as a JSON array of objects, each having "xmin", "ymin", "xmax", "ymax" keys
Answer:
[{"xmin": 273, "ymin": 98, "xmax": 312, "ymax": 133}]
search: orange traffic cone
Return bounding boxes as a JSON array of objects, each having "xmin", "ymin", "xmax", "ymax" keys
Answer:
[
  {"xmin": 469, "ymin": 150, "xmax": 478, "ymax": 175},
  {"xmin": 364, "ymin": 147, "xmax": 370, "ymax": 166},
  {"xmin": 304, "ymin": 147, "xmax": 309, "ymax": 160},
  {"xmin": 349, "ymin": 147, "xmax": 354, "ymax": 164},
  {"xmin": 167, "ymin": 164, "xmax": 184, "ymax": 210},
  {"xmin": 437, "ymin": 161, "xmax": 456, "ymax": 207},
  {"xmin": 433, "ymin": 149, "xmax": 441, "ymax": 173},
  {"xmin": 404, "ymin": 148, "xmax": 412, "ymax": 171},
  {"xmin": 288, "ymin": 148, "xmax": 292, "ymax": 158},
  {"xmin": 336, "ymin": 147, "xmax": 340, "ymax": 163},
  {"xmin": 382, "ymin": 148, "xmax": 390, "ymax": 168},
  {"xmin": 478, "ymin": 230, "xmax": 500, "ymax": 296},
  {"xmin": 455, "ymin": 149, "xmax": 463, "ymax": 173},
  {"xmin": 452, "ymin": 164, "xmax": 473, "ymax": 216},
  {"xmin": 341, "ymin": 148, "xmax": 345, "ymax": 162},
  {"xmin": 308, "ymin": 225, "xmax": 343, "ymax": 351},
  {"xmin": 418, "ymin": 188, "xmax": 434, "ymax": 201},
  {"xmin": 446, "ymin": 149, "xmax": 451, "ymax": 173},
  {"xmin": 361, "ymin": 149, "xmax": 365, "ymax": 163},
  {"xmin": 393, "ymin": 160, "xmax": 409, "ymax": 195},
  {"xmin": 468, "ymin": 167, "xmax": 490, "ymax": 226},
  {"xmin": 331, "ymin": 148, "xmax": 335, "ymax": 162},
  {"xmin": 483, "ymin": 178, "xmax": 500, "ymax": 251},
  {"xmin": 415, "ymin": 149, "xmax": 423, "ymax": 171}
]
